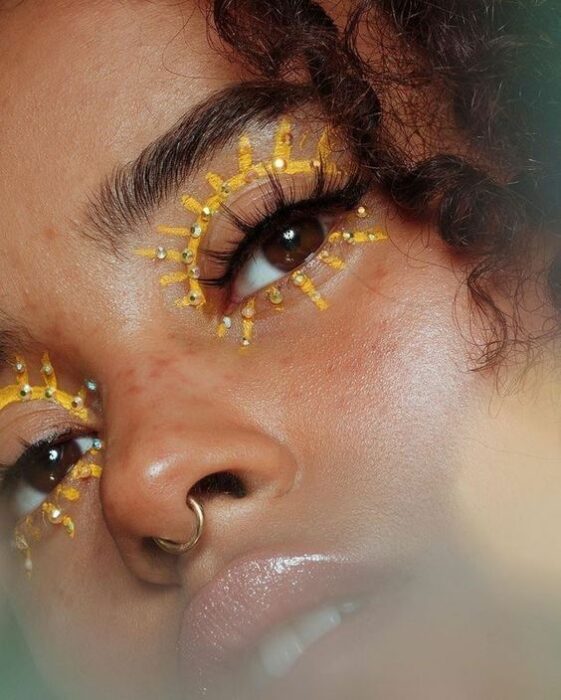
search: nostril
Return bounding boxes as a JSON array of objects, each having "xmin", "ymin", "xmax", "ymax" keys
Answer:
[{"xmin": 191, "ymin": 471, "xmax": 247, "ymax": 499}]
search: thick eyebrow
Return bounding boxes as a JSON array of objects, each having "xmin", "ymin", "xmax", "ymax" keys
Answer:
[
  {"xmin": 0, "ymin": 312, "xmax": 38, "ymax": 371},
  {"xmin": 83, "ymin": 81, "xmax": 313, "ymax": 251}
]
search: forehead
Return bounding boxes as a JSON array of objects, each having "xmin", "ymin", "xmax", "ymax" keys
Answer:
[{"xmin": 0, "ymin": 0, "xmax": 241, "ymax": 350}]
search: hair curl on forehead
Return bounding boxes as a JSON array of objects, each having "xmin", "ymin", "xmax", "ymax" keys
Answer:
[{"xmin": 208, "ymin": 0, "xmax": 561, "ymax": 368}]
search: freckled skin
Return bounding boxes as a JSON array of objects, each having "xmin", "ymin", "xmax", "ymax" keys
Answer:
[{"xmin": 0, "ymin": 2, "xmax": 559, "ymax": 700}]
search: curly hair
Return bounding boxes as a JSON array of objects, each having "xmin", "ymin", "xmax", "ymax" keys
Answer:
[{"xmin": 209, "ymin": 0, "xmax": 561, "ymax": 367}]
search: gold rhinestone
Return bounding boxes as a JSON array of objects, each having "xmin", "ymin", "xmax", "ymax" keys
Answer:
[
  {"xmin": 311, "ymin": 292, "xmax": 321, "ymax": 302},
  {"xmin": 190, "ymin": 224, "xmax": 202, "ymax": 239},
  {"xmin": 155, "ymin": 246, "xmax": 167, "ymax": 260},
  {"xmin": 189, "ymin": 291, "xmax": 202, "ymax": 306},
  {"xmin": 19, "ymin": 385, "xmax": 32, "ymax": 400},
  {"xmin": 201, "ymin": 206, "xmax": 213, "ymax": 222},
  {"xmin": 44, "ymin": 388, "xmax": 56, "ymax": 399},
  {"xmin": 181, "ymin": 248, "xmax": 194, "ymax": 264},
  {"xmin": 71, "ymin": 396, "xmax": 84, "ymax": 410},
  {"xmin": 241, "ymin": 338, "xmax": 251, "ymax": 347},
  {"xmin": 292, "ymin": 273, "xmax": 305, "ymax": 287},
  {"xmin": 45, "ymin": 506, "xmax": 63, "ymax": 524},
  {"xmin": 41, "ymin": 363, "xmax": 53, "ymax": 376},
  {"xmin": 188, "ymin": 266, "xmax": 201, "ymax": 280},
  {"xmin": 267, "ymin": 288, "xmax": 284, "ymax": 305},
  {"xmin": 221, "ymin": 183, "xmax": 231, "ymax": 195},
  {"xmin": 342, "ymin": 231, "xmax": 354, "ymax": 242},
  {"xmin": 368, "ymin": 232, "xmax": 378, "ymax": 242},
  {"xmin": 272, "ymin": 157, "xmax": 287, "ymax": 172},
  {"xmin": 356, "ymin": 205, "xmax": 368, "ymax": 219},
  {"xmin": 15, "ymin": 361, "xmax": 25, "ymax": 374}
]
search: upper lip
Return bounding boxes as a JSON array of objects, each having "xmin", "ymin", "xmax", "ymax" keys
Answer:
[{"xmin": 177, "ymin": 550, "xmax": 378, "ymax": 686}]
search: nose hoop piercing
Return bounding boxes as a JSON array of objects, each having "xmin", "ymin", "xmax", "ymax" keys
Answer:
[{"xmin": 153, "ymin": 495, "xmax": 204, "ymax": 555}]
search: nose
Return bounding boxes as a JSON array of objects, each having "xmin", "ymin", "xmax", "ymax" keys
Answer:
[{"xmin": 100, "ymin": 358, "xmax": 299, "ymax": 585}]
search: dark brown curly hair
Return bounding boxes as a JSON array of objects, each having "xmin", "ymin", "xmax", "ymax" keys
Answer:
[{"xmin": 208, "ymin": 0, "xmax": 561, "ymax": 367}]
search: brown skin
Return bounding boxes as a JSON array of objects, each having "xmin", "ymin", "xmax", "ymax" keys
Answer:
[{"xmin": 0, "ymin": 2, "xmax": 560, "ymax": 699}]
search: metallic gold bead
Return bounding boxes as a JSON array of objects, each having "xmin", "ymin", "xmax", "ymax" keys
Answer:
[
  {"xmin": 188, "ymin": 291, "xmax": 203, "ymax": 306},
  {"xmin": 41, "ymin": 363, "xmax": 53, "ymax": 376},
  {"xmin": 45, "ymin": 506, "xmax": 63, "ymax": 524},
  {"xmin": 201, "ymin": 206, "xmax": 213, "ymax": 222},
  {"xmin": 272, "ymin": 157, "xmax": 287, "ymax": 172},
  {"xmin": 71, "ymin": 396, "xmax": 84, "ymax": 410},
  {"xmin": 188, "ymin": 266, "xmax": 201, "ymax": 280},
  {"xmin": 190, "ymin": 224, "xmax": 202, "ymax": 239},
  {"xmin": 155, "ymin": 246, "xmax": 167, "ymax": 260},
  {"xmin": 15, "ymin": 361, "xmax": 26, "ymax": 374},
  {"xmin": 44, "ymin": 388, "xmax": 56, "ymax": 399},
  {"xmin": 342, "ymin": 231, "xmax": 354, "ymax": 242},
  {"xmin": 241, "ymin": 338, "xmax": 251, "ymax": 347},
  {"xmin": 222, "ymin": 316, "xmax": 232, "ymax": 330},
  {"xmin": 221, "ymin": 183, "xmax": 231, "ymax": 195},
  {"xmin": 292, "ymin": 273, "xmax": 305, "ymax": 287},
  {"xmin": 19, "ymin": 385, "xmax": 32, "ymax": 400},
  {"xmin": 267, "ymin": 288, "xmax": 284, "ymax": 305},
  {"xmin": 241, "ymin": 305, "xmax": 255, "ymax": 320},
  {"xmin": 181, "ymin": 249, "xmax": 194, "ymax": 264}
]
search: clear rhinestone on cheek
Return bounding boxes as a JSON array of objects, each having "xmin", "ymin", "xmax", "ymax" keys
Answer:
[{"xmin": 155, "ymin": 246, "xmax": 168, "ymax": 260}]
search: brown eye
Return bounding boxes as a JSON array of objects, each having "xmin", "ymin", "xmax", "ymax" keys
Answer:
[
  {"xmin": 5, "ymin": 436, "xmax": 96, "ymax": 517},
  {"xmin": 262, "ymin": 216, "xmax": 326, "ymax": 272},
  {"xmin": 19, "ymin": 439, "xmax": 84, "ymax": 494}
]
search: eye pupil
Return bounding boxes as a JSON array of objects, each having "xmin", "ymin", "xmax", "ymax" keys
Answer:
[{"xmin": 263, "ymin": 216, "xmax": 325, "ymax": 272}]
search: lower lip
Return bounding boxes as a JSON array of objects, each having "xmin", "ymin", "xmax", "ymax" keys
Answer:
[{"xmin": 177, "ymin": 551, "xmax": 380, "ymax": 694}]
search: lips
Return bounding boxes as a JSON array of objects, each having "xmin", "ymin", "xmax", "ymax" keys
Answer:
[{"xmin": 177, "ymin": 551, "xmax": 378, "ymax": 695}]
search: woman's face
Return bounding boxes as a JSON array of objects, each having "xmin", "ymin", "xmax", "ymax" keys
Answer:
[{"xmin": 0, "ymin": 2, "xmax": 559, "ymax": 700}]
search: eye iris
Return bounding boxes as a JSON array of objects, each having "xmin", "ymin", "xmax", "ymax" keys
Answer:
[
  {"xmin": 21, "ymin": 440, "xmax": 83, "ymax": 494},
  {"xmin": 262, "ymin": 216, "xmax": 325, "ymax": 272}
]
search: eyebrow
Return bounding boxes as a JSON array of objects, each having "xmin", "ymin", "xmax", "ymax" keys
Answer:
[{"xmin": 83, "ymin": 81, "xmax": 313, "ymax": 251}]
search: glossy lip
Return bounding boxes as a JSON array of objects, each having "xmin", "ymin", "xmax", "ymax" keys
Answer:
[{"xmin": 177, "ymin": 550, "xmax": 379, "ymax": 690}]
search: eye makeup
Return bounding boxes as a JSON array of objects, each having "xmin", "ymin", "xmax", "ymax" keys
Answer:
[
  {"xmin": 136, "ymin": 118, "xmax": 389, "ymax": 346},
  {"xmin": 0, "ymin": 355, "xmax": 102, "ymax": 575}
]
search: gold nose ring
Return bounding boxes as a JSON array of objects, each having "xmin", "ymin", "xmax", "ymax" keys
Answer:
[{"xmin": 153, "ymin": 495, "xmax": 204, "ymax": 555}]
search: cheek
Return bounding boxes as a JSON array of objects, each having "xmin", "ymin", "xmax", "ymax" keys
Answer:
[
  {"xmin": 4, "ymin": 486, "xmax": 179, "ymax": 700},
  {"xmin": 270, "ymin": 259, "xmax": 480, "ymax": 555}
]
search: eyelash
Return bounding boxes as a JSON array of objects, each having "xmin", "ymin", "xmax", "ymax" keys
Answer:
[
  {"xmin": 199, "ymin": 164, "xmax": 367, "ymax": 294},
  {"xmin": 0, "ymin": 427, "xmax": 84, "ymax": 494}
]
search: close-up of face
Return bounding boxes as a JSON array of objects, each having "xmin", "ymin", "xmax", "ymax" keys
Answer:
[{"xmin": 0, "ymin": 1, "xmax": 560, "ymax": 699}]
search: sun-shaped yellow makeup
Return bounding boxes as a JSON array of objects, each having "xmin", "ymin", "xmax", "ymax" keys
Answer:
[
  {"xmin": 0, "ymin": 354, "xmax": 102, "ymax": 576},
  {"xmin": 0, "ymin": 353, "xmax": 89, "ymax": 418},
  {"xmin": 135, "ymin": 118, "xmax": 339, "ymax": 309},
  {"xmin": 137, "ymin": 119, "xmax": 390, "ymax": 347}
]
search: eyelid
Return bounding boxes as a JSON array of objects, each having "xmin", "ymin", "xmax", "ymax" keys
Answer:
[{"xmin": 198, "ymin": 166, "xmax": 365, "ymax": 300}]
